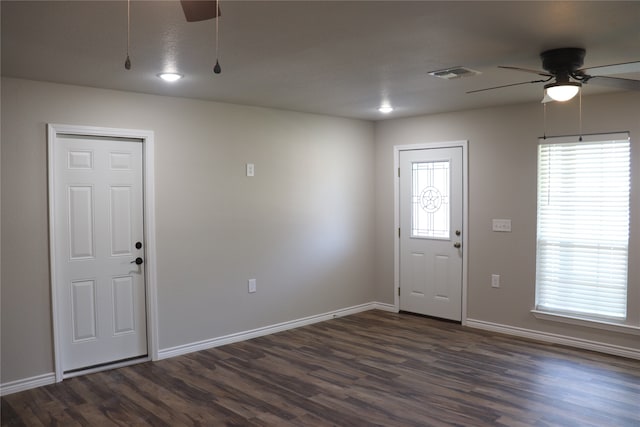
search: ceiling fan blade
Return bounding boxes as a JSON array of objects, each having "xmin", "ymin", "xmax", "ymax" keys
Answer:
[
  {"xmin": 585, "ymin": 75, "xmax": 640, "ymax": 91},
  {"xmin": 498, "ymin": 66, "xmax": 552, "ymax": 77},
  {"xmin": 467, "ymin": 78, "xmax": 550, "ymax": 94},
  {"xmin": 580, "ymin": 61, "xmax": 640, "ymax": 77},
  {"xmin": 180, "ymin": 0, "xmax": 219, "ymax": 22}
]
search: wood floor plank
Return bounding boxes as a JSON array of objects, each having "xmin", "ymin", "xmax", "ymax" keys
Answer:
[{"xmin": 2, "ymin": 310, "xmax": 639, "ymax": 426}]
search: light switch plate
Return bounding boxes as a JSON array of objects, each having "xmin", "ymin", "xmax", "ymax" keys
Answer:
[
  {"xmin": 492, "ymin": 219, "xmax": 511, "ymax": 232},
  {"xmin": 248, "ymin": 279, "xmax": 256, "ymax": 293},
  {"xmin": 491, "ymin": 274, "xmax": 500, "ymax": 288}
]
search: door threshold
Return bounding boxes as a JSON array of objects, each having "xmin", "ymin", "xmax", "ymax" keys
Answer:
[
  {"xmin": 63, "ymin": 355, "xmax": 150, "ymax": 379},
  {"xmin": 399, "ymin": 310, "xmax": 462, "ymax": 325}
]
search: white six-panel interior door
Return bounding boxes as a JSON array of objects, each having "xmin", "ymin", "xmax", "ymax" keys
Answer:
[
  {"xmin": 398, "ymin": 145, "xmax": 465, "ymax": 321},
  {"xmin": 49, "ymin": 126, "xmax": 155, "ymax": 376}
]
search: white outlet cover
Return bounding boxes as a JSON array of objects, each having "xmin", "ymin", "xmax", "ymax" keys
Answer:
[
  {"xmin": 492, "ymin": 219, "xmax": 511, "ymax": 232},
  {"xmin": 246, "ymin": 163, "xmax": 255, "ymax": 177}
]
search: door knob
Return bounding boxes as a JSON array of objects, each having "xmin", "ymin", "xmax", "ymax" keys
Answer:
[
  {"xmin": 453, "ymin": 242, "xmax": 461, "ymax": 248},
  {"xmin": 130, "ymin": 257, "xmax": 143, "ymax": 265}
]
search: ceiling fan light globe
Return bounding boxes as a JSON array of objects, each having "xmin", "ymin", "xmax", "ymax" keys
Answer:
[{"xmin": 544, "ymin": 82, "xmax": 581, "ymax": 102}]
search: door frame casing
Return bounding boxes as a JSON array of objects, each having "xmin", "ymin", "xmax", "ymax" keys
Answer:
[
  {"xmin": 47, "ymin": 123, "xmax": 159, "ymax": 382},
  {"xmin": 393, "ymin": 141, "xmax": 468, "ymax": 324}
]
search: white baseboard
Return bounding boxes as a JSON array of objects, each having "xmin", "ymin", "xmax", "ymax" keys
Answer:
[
  {"xmin": 158, "ymin": 301, "xmax": 392, "ymax": 360},
  {"xmin": 1, "ymin": 372, "xmax": 56, "ymax": 396},
  {"xmin": 466, "ymin": 318, "xmax": 640, "ymax": 360},
  {"xmin": 371, "ymin": 302, "xmax": 398, "ymax": 312}
]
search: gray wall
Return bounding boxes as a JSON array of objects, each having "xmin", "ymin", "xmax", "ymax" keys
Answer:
[
  {"xmin": 2, "ymin": 76, "xmax": 639, "ymax": 387},
  {"xmin": 1, "ymin": 77, "xmax": 375, "ymax": 383},
  {"xmin": 374, "ymin": 91, "xmax": 640, "ymax": 350}
]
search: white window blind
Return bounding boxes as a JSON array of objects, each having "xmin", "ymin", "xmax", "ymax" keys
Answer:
[{"xmin": 535, "ymin": 133, "xmax": 630, "ymax": 320}]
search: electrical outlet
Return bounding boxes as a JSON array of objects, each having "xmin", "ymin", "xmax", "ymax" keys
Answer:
[
  {"xmin": 248, "ymin": 279, "xmax": 256, "ymax": 293},
  {"xmin": 492, "ymin": 219, "xmax": 512, "ymax": 232},
  {"xmin": 491, "ymin": 274, "xmax": 500, "ymax": 288},
  {"xmin": 246, "ymin": 163, "xmax": 255, "ymax": 177}
]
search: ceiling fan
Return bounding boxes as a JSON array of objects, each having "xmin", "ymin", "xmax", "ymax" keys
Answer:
[
  {"xmin": 468, "ymin": 48, "xmax": 640, "ymax": 101},
  {"xmin": 179, "ymin": 0, "xmax": 222, "ymax": 73},
  {"xmin": 125, "ymin": 0, "xmax": 222, "ymax": 72}
]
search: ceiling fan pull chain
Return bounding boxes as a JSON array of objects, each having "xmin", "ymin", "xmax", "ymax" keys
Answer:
[
  {"xmin": 578, "ymin": 90, "xmax": 583, "ymax": 141},
  {"xmin": 213, "ymin": 0, "xmax": 221, "ymax": 74},
  {"xmin": 543, "ymin": 103, "xmax": 547, "ymax": 139},
  {"xmin": 124, "ymin": 0, "xmax": 131, "ymax": 70}
]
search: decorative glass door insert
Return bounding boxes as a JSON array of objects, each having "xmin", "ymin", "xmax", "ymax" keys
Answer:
[{"xmin": 411, "ymin": 161, "xmax": 450, "ymax": 239}]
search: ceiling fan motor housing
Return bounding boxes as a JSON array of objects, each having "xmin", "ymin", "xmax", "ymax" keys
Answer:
[{"xmin": 541, "ymin": 48, "xmax": 585, "ymax": 81}]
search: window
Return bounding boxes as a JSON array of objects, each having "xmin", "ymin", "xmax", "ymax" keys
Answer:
[
  {"xmin": 411, "ymin": 161, "xmax": 450, "ymax": 239},
  {"xmin": 535, "ymin": 133, "xmax": 630, "ymax": 321}
]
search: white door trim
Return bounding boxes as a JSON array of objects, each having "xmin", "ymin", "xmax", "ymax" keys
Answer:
[
  {"xmin": 47, "ymin": 123, "xmax": 159, "ymax": 382},
  {"xmin": 393, "ymin": 141, "xmax": 468, "ymax": 324}
]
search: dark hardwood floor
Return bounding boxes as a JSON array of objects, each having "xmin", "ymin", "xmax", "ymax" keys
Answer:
[{"xmin": 2, "ymin": 310, "xmax": 639, "ymax": 426}]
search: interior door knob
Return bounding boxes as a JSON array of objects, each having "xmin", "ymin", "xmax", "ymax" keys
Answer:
[
  {"xmin": 453, "ymin": 242, "xmax": 461, "ymax": 248},
  {"xmin": 130, "ymin": 257, "xmax": 143, "ymax": 265}
]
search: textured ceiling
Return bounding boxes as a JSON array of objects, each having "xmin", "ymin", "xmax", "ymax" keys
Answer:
[{"xmin": 2, "ymin": 1, "xmax": 639, "ymax": 120}]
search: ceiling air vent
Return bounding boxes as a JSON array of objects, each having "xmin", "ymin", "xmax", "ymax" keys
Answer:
[{"xmin": 427, "ymin": 66, "xmax": 481, "ymax": 80}]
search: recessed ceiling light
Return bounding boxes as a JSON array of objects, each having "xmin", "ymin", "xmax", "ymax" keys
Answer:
[
  {"xmin": 158, "ymin": 73, "xmax": 183, "ymax": 82},
  {"xmin": 378, "ymin": 105, "xmax": 394, "ymax": 114}
]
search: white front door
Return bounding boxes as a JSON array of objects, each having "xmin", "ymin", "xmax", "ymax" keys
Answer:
[
  {"xmin": 52, "ymin": 135, "xmax": 147, "ymax": 372},
  {"xmin": 399, "ymin": 147, "xmax": 463, "ymax": 321}
]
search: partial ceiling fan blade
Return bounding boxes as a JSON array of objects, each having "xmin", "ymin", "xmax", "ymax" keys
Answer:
[
  {"xmin": 467, "ymin": 78, "xmax": 550, "ymax": 94},
  {"xmin": 585, "ymin": 75, "xmax": 640, "ymax": 91},
  {"xmin": 498, "ymin": 66, "xmax": 552, "ymax": 77},
  {"xmin": 180, "ymin": 0, "xmax": 219, "ymax": 22},
  {"xmin": 580, "ymin": 61, "xmax": 640, "ymax": 77}
]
